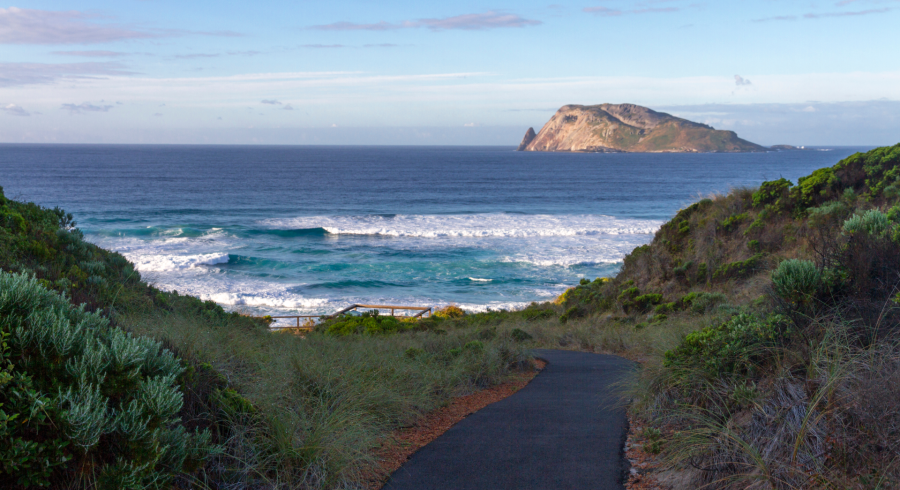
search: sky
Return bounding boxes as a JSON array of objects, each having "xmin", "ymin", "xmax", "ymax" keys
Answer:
[{"xmin": 1, "ymin": 0, "xmax": 899, "ymax": 146}]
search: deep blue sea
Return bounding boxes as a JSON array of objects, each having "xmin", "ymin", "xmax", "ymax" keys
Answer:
[{"xmin": 0, "ymin": 144, "xmax": 868, "ymax": 325}]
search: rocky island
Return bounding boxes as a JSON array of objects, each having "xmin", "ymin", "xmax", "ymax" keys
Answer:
[{"xmin": 518, "ymin": 103, "xmax": 766, "ymax": 153}]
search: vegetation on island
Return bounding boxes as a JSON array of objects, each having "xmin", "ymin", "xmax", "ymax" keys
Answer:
[{"xmin": 5, "ymin": 143, "xmax": 900, "ymax": 489}]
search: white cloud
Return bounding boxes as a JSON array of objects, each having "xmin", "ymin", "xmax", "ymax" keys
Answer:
[
  {"xmin": 0, "ymin": 7, "xmax": 156, "ymax": 44},
  {"xmin": 0, "ymin": 61, "xmax": 131, "ymax": 87},
  {"xmin": 61, "ymin": 102, "xmax": 113, "ymax": 114},
  {"xmin": 312, "ymin": 11, "xmax": 541, "ymax": 31},
  {"xmin": 2, "ymin": 103, "xmax": 30, "ymax": 116},
  {"xmin": 261, "ymin": 99, "xmax": 282, "ymax": 105},
  {"xmin": 735, "ymin": 75, "xmax": 752, "ymax": 86}
]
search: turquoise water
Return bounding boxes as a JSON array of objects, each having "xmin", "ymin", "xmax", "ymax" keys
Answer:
[{"xmin": 0, "ymin": 144, "xmax": 866, "ymax": 324}]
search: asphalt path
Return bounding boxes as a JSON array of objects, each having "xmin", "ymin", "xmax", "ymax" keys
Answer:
[{"xmin": 383, "ymin": 349, "xmax": 634, "ymax": 490}]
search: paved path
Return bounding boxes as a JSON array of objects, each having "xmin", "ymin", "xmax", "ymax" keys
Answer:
[{"xmin": 383, "ymin": 349, "xmax": 634, "ymax": 490}]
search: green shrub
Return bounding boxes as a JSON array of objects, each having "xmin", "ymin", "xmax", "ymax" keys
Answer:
[
  {"xmin": 654, "ymin": 302, "xmax": 676, "ymax": 314},
  {"xmin": 433, "ymin": 305, "xmax": 465, "ymax": 320},
  {"xmin": 559, "ymin": 306, "xmax": 580, "ymax": 324},
  {"xmin": 680, "ymin": 292, "xmax": 727, "ymax": 314},
  {"xmin": 842, "ymin": 209, "xmax": 892, "ymax": 237},
  {"xmin": 404, "ymin": 347, "xmax": 426, "ymax": 359},
  {"xmin": 772, "ymin": 259, "xmax": 821, "ymax": 305},
  {"xmin": 521, "ymin": 308, "xmax": 553, "ymax": 321},
  {"xmin": 794, "ymin": 167, "xmax": 838, "ymax": 208},
  {"xmin": 695, "ymin": 263, "xmax": 708, "ymax": 283},
  {"xmin": 807, "ymin": 200, "xmax": 850, "ymax": 227},
  {"xmin": 720, "ymin": 213, "xmax": 747, "ymax": 232},
  {"xmin": 664, "ymin": 313, "xmax": 790, "ymax": 376},
  {"xmin": 673, "ymin": 261, "xmax": 693, "ymax": 279},
  {"xmin": 752, "ymin": 178, "xmax": 793, "ymax": 208},
  {"xmin": 0, "ymin": 271, "xmax": 217, "ymax": 488},
  {"xmin": 510, "ymin": 328, "xmax": 533, "ymax": 342},
  {"xmin": 713, "ymin": 253, "xmax": 765, "ymax": 281},
  {"xmin": 323, "ymin": 312, "xmax": 412, "ymax": 336}
]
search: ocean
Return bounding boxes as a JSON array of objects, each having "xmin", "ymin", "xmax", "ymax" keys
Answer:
[{"xmin": 0, "ymin": 144, "xmax": 866, "ymax": 325}]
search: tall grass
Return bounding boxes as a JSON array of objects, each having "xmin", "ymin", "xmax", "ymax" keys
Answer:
[{"xmin": 120, "ymin": 307, "xmax": 533, "ymax": 488}]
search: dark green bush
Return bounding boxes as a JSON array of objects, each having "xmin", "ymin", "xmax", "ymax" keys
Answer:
[
  {"xmin": 664, "ymin": 313, "xmax": 790, "ymax": 376},
  {"xmin": 713, "ymin": 253, "xmax": 765, "ymax": 281},
  {"xmin": 322, "ymin": 312, "xmax": 413, "ymax": 336},
  {"xmin": 752, "ymin": 178, "xmax": 793, "ymax": 209},
  {"xmin": 510, "ymin": 328, "xmax": 533, "ymax": 342}
]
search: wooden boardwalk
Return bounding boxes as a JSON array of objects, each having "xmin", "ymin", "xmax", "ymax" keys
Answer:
[{"xmin": 269, "ymin": 304, "xmax": 432, "ymax": 331}]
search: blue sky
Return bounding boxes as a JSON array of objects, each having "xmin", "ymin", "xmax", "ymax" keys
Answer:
[{"xmin": 1, "ymin": 0, "xmax": 899, "ymax": 145}]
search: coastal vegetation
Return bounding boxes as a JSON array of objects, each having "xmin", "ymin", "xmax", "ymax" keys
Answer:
[{"xmin": 5, "ymin": 143, "xmax": 900, "ymax": 488}]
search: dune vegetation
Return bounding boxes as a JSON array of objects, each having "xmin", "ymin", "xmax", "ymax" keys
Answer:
[{"xmin": 5, "ymin": 143, "xmax": 900, "ymax": 489}]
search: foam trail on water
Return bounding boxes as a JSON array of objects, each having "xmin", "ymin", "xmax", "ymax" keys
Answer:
[{"xmin": 260, "ymin": 213, "xmax": 662, "ymax": 238}]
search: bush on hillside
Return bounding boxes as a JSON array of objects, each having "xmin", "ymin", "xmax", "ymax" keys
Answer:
[
  {"xmin": 663, "ymin": 313, "xmax": 790, "ymax": 377},
  {"xmin": 0, "ymin": 271, "xmax": 216, "ymax": 489},
  {"xmin": 771, "ymin": 259, "xmax": 821, "ymax": 306}
]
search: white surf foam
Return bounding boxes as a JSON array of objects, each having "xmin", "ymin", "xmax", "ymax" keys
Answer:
[
  {"xmin": 468, "ymin": 277, "xmax": 493, "ymax": 282},
  {"xmin": 128, "ymin": 252, "xmax": 230, "ymax": 272},
  {"xmin": 261, "ymin": 213, "xmax": 662, "ymax": 238}
]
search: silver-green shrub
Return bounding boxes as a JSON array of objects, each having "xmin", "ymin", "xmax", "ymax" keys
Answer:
[
  {"xmin": 772, "ymin": 259, "xmax": 821, "ymax": 305},
  {"xmin": 0, "ymin": 271, "xmax": 217, "ymax": 488},
  {"xmin": 843, "ymin": 209, "xmax": 892, "ymax": 236}
]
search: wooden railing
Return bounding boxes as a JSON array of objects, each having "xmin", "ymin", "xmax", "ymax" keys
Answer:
[{"xmin": 269, "ymin": 304, "xmax": 432, "ymax": 331}]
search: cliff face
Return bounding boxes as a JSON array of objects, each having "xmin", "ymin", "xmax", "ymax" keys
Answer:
[{"xmin": 519, "ymin": 104, "xmax": 766, "ymax": 153}]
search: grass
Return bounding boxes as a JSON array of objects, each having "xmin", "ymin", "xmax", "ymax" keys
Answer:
[{"xmin": 118, "ymin": 306, "xmax": 534, "ymax": 488}]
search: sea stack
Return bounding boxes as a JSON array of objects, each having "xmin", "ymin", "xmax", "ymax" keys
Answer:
[
  {"xmin": 516, "ymin": 127, "xmax": 537, "ymax": 151},
  {"xmin": 519, "ymin": 104, "xmax": 766, "ymax": 153}
]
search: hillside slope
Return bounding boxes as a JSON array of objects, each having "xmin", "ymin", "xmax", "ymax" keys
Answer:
[
  {"xmin": 549, "ymin": 143, "xmax": 900, "ymax": 489},
  {"xmin": 519, "ymin": 104, "xmax": 766, "ymax": 153}
]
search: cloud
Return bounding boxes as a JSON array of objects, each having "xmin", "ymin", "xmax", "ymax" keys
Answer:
[
  {"xmin": 752, "ymin": 15, "xmax": 798, "ymax": 22},
  {"xmin": 217, "ymin": 116, "xmax": 222, "ymax": 120},
  {"xmin": 283, "ymin": 104, "xmax": 294, "ymax": 110},
  {"xmin": 583, "ymin": 5, "xmax": 680, "ymax": 16},
  {"xmin": 261, "ymin": 99, "xmax": 282, "ymax": 105},
  {"xmin": 0, "ymin": 7, "xmax": 157, "ymax": 44},
  {"xmin": 61, "ymin": 102, "xmax": 114, "ymax": 114},
  {"xmin": 804, "ymin": 8, "xmax": 891, "ymax": 18},
  {"xmin": 312, "ymin": 11, "xmax": 541, "ymax": 31},
  {"xmin": 2, "ymin": 103, "xmax": 29, "ymax": 116},
  {"xmin": 735, "ymin": 75, "xmax": 752, "ymax": 86},
  {"xmin": 52, "ymin": 50, "xmax": 128, "ymax": 57},
  {"xmin": 174, "ymin": 53, "xmax": 219, "ymax": 59},
  {"xmin": 0, "ymin": 61, "xmax": 131, "ymax": 87},
  {"xmin": 0, "ymin": 8, "xmax": 243, "ymax": 45},
  {"xmin": 301, "ymin": 44, "xmax": 345, "ymax": 48},
  {"xmin": 153, "ymin": 113, "xmax": 162, "ymax": 116},
  {"xmin": 463, "ymin": 122, "xmax": 477, "ymax": 127},
  {"xmin": 754, "ymin": 8, "xmax": 891, "ymax": 22},
  {"xmin": 364, "ymin": 43, "xmax": 401, "ymax": 48},
  {"xmin": 419, "ymin": 12, "xmax": 541, "ymax": 30}
]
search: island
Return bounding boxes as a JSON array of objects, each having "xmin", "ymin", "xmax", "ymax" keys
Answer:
[{"xmin": 517, "ymin": 103, "xmax": 767, "ymax": 153}]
